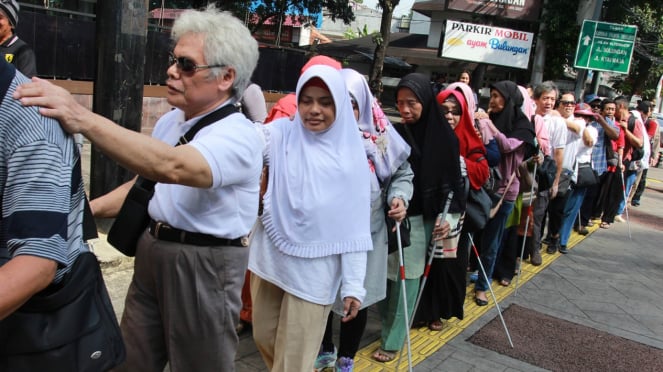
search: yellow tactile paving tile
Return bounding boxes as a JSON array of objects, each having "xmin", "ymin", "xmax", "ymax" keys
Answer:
[{"xmin": 357, "ymin": 223, "xmax": 600, "ymax": 370}]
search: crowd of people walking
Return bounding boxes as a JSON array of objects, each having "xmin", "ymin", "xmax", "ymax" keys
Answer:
[{"xmin": 3, "ymin": 5, "xmax": 661, "ymax": 372}]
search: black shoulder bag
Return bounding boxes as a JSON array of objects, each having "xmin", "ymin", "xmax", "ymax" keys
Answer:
[
  {"xmin": 107, "ymin": 104, "xmax": 239, "ymax": 256},
  {"xmin": 0, "ymin": 155, "xmax": 126, "ymax": 371}
]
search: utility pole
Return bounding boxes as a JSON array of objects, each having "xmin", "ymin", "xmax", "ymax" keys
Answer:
[
  {"xmin": 530, "ymin": 0, "xmax": 548, "ymax": 85},
  {"xmin": 91, "ymin": 0, "xmax": 148, "ymax": 199},
  {"xmin": 574, "ymin": 0, "xmax": 603, "ymax": 100}
]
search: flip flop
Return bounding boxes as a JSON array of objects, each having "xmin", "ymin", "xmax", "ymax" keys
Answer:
[
  {"xmin": 372, "ymin": 348, "xmax": 396, "ymax": 363},
  {"xmin": 499, "ymin": 278, "xmax": 511, "ymax": 286},
  {"xmin": 600, "ymin": 222, "xmax": 611, "ymax": 229}
]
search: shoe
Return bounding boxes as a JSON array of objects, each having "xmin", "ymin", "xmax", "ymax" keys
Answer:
[
  {"xmin": 632, "ymin": 200, "xmax": 640, "ymax": 207},
  {"xmin": 558, "ymin": 245, "xmax": 568, "ymax": 254},
  {"xmin": 542, "ymin": 236, "xmax": 552, "ymax": 246},
  {"xmin": 546, "ymin": 237, "xmax": 559, "ymax": 254},
  {"xmin": 587, "ymin": 220, "xmax": 595, "ymax": 227},
  {"xmin": 474, "ymin": 291, "xmax": 488, "ymax": 306},
  {"xmin": 475, "ymin": 297, "xmax": 489, "ymax": 306},
  {"xmin": 530, "ymin": 248, "xmax": 542, "ymax": 266},
  {"xmin": 614, "ymin": 215, "xmax": 625, "ymax": 223},
  {"xmin": 314, "ymin": 346, "xmax": 337, "ymax": 371},
  {"xmin": 577, "ymin": 226, "xmax": 589, "ymax": 235},
  {"xmin": 336, "ymin": 356, "xmax": 354, "ymax": 372},
  {"xmin": 600, "ymin": 221, "xmax": 611, "ymax": 229}
]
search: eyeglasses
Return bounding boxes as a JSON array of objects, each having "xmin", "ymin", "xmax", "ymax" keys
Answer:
[
  {"xmin": 559, "ymin": 100, "xmax": 575, "ymax": 106},
  {"xmin": 441, "ymin": 107, "xmax": 462, "ymax": 116},
  {"xmin": 168, "ymin": 53, "xmax": 225, "ymax": 74}
]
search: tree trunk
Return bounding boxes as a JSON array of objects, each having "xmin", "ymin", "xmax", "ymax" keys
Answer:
[
  {"xmin": 631, "ymin": 57, "xmax": 652, "ymax": 96},
  {"xmin": 370, "ymin": 1, "xmax": 398, "ymax": 101}
]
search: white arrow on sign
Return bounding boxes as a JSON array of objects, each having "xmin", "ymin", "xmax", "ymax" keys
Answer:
[{"xmin": 583, "ymin": 35, "xmax": 591, "ymax": 46}]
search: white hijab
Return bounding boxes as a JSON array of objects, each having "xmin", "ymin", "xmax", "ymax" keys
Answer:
[
  {"xmin": 341, "ymin": 68, "xmax": 410, "ymax": 188},
  {"xmin": 261, "ymin": 65, "xmax": 372, "ymax": 258}
]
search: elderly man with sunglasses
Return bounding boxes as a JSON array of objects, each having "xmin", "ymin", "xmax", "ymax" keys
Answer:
[{"xmin": 14, "ymin": 6, "xmax": 262, "ymax": 372}]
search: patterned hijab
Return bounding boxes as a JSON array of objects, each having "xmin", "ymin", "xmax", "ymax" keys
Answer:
[
  {"xmin": 341, "ymin": 68, "xmax": 410, "ymax": 188},
  {"xmin": 261, "ymin": 65, "xmax": 372, "ymax": 258},
  {"xmin": 396, "ymin": 73, "xmax": 462, "ymax": 218}
]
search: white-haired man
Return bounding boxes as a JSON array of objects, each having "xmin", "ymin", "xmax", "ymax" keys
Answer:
[{"xmin": 15, "ymin": 6, "xmax": 262, "ymax": 372}]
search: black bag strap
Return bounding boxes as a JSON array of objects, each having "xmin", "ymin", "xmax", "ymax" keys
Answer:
[
  {"xmin": 178, "ymin": 103, "xmax": 240, "ymax": 145},
  {"xmin": 138, "ymin": 103, "xmax": 240, "ymax": 190}
]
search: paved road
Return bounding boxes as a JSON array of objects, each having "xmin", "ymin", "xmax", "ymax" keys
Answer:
[{"xmin": 97, "ymin": 166, "xmax": 663, "ymax": 371}]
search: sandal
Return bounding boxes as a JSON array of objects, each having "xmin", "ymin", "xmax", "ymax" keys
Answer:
[
  {"xmin": 499, "ymin": 278, "xmax": 511, "ymax": 286},
  {"xmin": 600, "ymin": 222, "xmax": 610, "ymax": 229},
  {"xmin": 372, "ymin": 348, "xmax": 396, "ymax": 363},
  {"xmin": 428, "ymin": 320, "xmax": 443, "ymax": 331}
]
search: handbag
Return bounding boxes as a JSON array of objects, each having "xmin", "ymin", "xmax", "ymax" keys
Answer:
[
  {"xmin": 0, "ymin": 252, "xmax": 125, "ymax": 372},
  {"xmin": 464, "ymin": 186, "xmax": 492, "ymax": 233},
  {"xmin": 386, "ymin": 211, "xmax": 411, "ymax": 254},
  {"xmin": 574, "ymin": 162, "xmax": 599, "ymax": 188},
  {"xmin": 556, "ymin": 168, "xmax": 573, "ymax": 198},
  {"xmin": 107, "ymin": 104, "xmax": 239, "ymax": 256},
  {"xmin": 536, "ymin": 155, "xmax": 557, "ymax": 192}
]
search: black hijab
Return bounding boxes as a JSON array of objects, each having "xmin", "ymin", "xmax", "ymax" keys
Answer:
[
  {"xmin": 395, "ymin": 73, "xmax": 463, "ymax": 219},
  {"xmin": 489, "ymin": 80, "xmax": 537, "ymax": 157}
]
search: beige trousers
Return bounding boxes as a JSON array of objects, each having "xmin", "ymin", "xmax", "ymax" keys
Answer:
[{"xmin": 250, "ymin": 273, "xmax": 331, "ymax": 372}]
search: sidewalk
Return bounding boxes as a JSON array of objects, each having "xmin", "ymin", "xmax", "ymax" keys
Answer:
[{"xmin": 97, "ymin": 166, "xmax": 663, "ymax": 371}]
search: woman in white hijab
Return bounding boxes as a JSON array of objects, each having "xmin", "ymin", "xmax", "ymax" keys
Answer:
[
  {"xmin": 248, "ymin": 65, "xmax": 372, "ymax": 372},
  {"xmin": 314, "ymin": 68, "xmax": 413, "ymax": 371}
]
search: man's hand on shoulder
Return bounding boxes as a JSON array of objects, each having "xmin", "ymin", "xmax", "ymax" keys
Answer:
[{"xmin": 13, "ymin": 77, "xmax": 91, "ymax": 135}]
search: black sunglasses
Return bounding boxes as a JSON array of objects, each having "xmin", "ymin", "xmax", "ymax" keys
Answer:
[
  {"xmin": 441, "ymin": 107, "xmax": 462, "ymax": 116},
  {"xmin": 559, "ymin": 100, "xmax": 575, "ymax": 106},
  {"xmin": 168, "ymin": 53, "xmax": 224, "ymax": 73},
  {"xmin": 590, "ymin": 104, "xmax": 601, "ymax": 109}
]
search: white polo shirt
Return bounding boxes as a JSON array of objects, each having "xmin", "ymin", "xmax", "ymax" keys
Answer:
[{"xmin": 147, "ymin": 104, "xmax": 264, "ymax": 239}]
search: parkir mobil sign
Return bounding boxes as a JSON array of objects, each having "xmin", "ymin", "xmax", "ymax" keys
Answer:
[{"xmin": 441, "ymin": 20, "xmax": 534, "ymax": 69}]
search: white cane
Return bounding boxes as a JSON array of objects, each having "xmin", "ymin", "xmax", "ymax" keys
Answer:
[
  {"xmin": 618, "ymin": 155, "xmax": 632, "ymax": 239},
  {"xmin": 515, "ymin": 161, "xmax": 538, "ymax": 295},
  {"xmin": 394, "ymin": 221, "xmax": 413, "ymax": 372},
  {"xmin": 396, "ymin": 191, "xmax": 454, "ymax": 371},
  {"xmin": 468, "ymin": 232, "xmax": 514, "ymax": 348}
]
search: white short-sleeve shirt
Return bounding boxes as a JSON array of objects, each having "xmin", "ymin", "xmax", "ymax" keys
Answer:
[{"xmin": 148, "ymin": 104, "xmax": 265, "ymax": 239}]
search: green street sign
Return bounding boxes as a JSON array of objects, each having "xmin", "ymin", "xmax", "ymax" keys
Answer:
[{"xmin": 574, "ymin": 20, "xmax": 637, "ymax": 74}]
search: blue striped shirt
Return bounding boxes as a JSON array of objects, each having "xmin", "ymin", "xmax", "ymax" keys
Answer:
[
  {"xmin": 589, "ymin": 117, "xmax": 618, "ymax": 176},
  {"xmin": 1, "ymin": 69, "xmax": 86, "ymax": 283}
]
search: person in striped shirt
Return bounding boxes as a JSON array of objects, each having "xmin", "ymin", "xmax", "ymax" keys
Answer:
[{"xmin": 0, "ymin": 60, "xmax": 86, "ymax": 320}]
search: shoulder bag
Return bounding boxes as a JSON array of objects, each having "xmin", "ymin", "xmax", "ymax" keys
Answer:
[
  {"xmin": 0, "ymin": 252, "xmax": 126, "ymax": 372},
  {"xmin": 0, "ymin": 151, "xmax": 125, "ymax": 371},
  {"xmin": 556, "ymin": 168, "xmax": 573, "ymax": 198},
  {"xmin": 574, "ymin": 162, "xmax": 599, "ymax": 188},
  {"xmin": 107, "ymin": 104, "xmax": 239, "ymax": 256},
  {"xmin": 535, "ymin": 155, "xmax": 557, "ymax": 192},
  {"xmin": 463, "ymin": 176, "xmax": 492, "ymax": 233}
]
